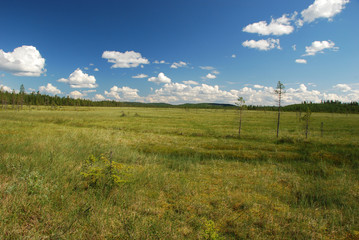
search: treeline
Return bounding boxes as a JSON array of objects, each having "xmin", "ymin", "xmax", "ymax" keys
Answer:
[
  {"xmin": 0, "ymin": 88, "xmax": 124, "ymax": 108},
  {"xmin": 1, "ymin": 87, "xmax": 358, "ymax": 113},
  {"xmin": 282, "ymin": 101, "xmax": 359, "ymax": 113},
  {"xmin": 247, "ymin": 101, "xmax": 359, "ymax": 114}
]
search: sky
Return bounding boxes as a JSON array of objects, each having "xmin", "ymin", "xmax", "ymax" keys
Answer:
[{"xmin": 0, "ymin": 0, "xmax": 358, "ymax": 105}]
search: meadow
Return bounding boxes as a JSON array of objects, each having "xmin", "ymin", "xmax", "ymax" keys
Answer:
[{"xmin": 0, "ymin": 106, "xmax": 358, "ymax": 239}]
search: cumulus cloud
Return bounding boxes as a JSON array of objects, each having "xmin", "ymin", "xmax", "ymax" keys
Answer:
[
  {"xmin": 132, "ymin": 73, "xmax": 148, "ymax": 79},
  {"xmin": 94, "ymin": 94, "xmax": 106, "ymax": 101},
  {"xmin": 170, "ymin": 61, "xmax": 188, "ymax": 69},
  {"xmin": 205, "ymin": 73, "xmax": 217, "ymax": 79},
  {"xmin": 146, "ymin": 82, "xmax": 359, "ymax": 105},
  {"xmin": 58, "ymin": 68, "xmax": 97, "ymax": 88},
  {"xmin": 146, "ymin": 83, "xmax": 239, "ymax": 104},
  {"xmin": 0, "ymin": 45, "xmax": 46, "ymax": 76},
  {"xmin": 334, "ymin": 83, "xmax": 351, "ymax": 92},
  {"xmin": 0, "ymin": 84, "xmax": 12, "ymax": 92},
  {"xmin": 295, "ymin": 59, "xmax": 307, "ymax": 64},
  {"xmin": 301, "ymin": 0, "xmax": 350, "ymax": 23},
  {"xmin": 105, "ymin": 86, "xmax": 141, "ymax": 101},
  {"xmin": 148, "ymin": 72, "xmax": 171, "ymax": 84},
  {"xmin": 183, "ymin": 80, "xmax": 199, "ymax": 85},
  {"xmin": 69, "ymin": 91, "xmax": 85, "ymax": 99},
  {"xmin": 79, "ymin": 81, "xmax": 359, "ymax": 105},
  {"xmin": 243, "ymin": 14, "xmax": 296, "ymax": 36},
  {"xmin": 39, "ymin": 83, "xmax": 61, "ymax": 95},
  {"xmin": 232, "ymin": 54, "xmax": 236, "ymax": 58},
  {"xmin": 303, "ymin": 40, "xmax": 338, "ymax": 56},
  {"xmin": 102, "ymin": 50, "xmax": 149, "ymax": 68},
  {"xmin": 242, "ymin": 38, "xmax": 281, "ymax": 51},
  {"xmin": 253, "ymin": 84, "xmax": 264, "ymax": 89},
  {"xmin": 94, "ymin": 68, "xmax": 99, "ymax": 71},
  {"xmin": 200, "ymin": 66, "xmax": 220, "ymax": 76}
]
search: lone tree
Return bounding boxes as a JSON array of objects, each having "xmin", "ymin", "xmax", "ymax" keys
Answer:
[
  {"xmin": 275, "ymin": 81, "xmax": 285, "ymax": 138},
  {"xmin": 20, "ymin": 84, "xmax": 25, "ymax": 94},
  {"xmin": 236, "ymin": 97, "xmax": 246, "ymax": 137},
  {"xmin": 301, "ymin": 107, "xmax": 311, "ymax": 139}
]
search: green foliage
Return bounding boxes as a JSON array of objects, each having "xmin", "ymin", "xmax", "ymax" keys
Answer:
[
  {"xmin": 301, "ymin": 107, "xmax": 312, "ymax": 122},
  {"xmin": 301, "ymin": 107, "xmax": 312, "ymax": 138},
  {"xmin": 19, "ymin": 84, "xmax": 25, "ymax": 94},
  {"xmin": 201, "ymin": 219, "xmax": 224, "ymax": 240},
  {"xmin": 81, "ymin": 154, "xmax": 129, "ymax": 189},
  {"xmin": 235, "ymin": 97, "xmax": 245, "ymax": 107}
]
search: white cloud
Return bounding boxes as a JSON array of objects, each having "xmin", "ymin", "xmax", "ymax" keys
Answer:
[
  {"xmin": 295, "ymin": 59, "xmax": 307, "ymax": 64},
  {"xmin": 243, "ymin": 14, "xmax": 295, "ymax": 36},
  {"xmin": 212, "ymin": 70, "xmax": 220, "ymax": 75},
  {"xmin": 205, "ymin": 73, "xmax": 217, "ymax": 79},
  {"xmin": 39, "ymin": 83, "xmax": 61, "ymax": 95},
  {"xmin": 183, "ymin": 80, "xmax": 199, "ymax": 85},
  {"xmin": 231, "ymin": 54, "xmax": 236, "ymax": 58},
  {"xmin": 84, "ymin": 67, "xmax": 89, "ymax": 70},
  {"xmin": 0, "ymin": 45, "xmax": 46, "ymax": 76},
  {"xmin": 61, "ymin": 80, "xmax": 358, "ymax": 105},
  {"xmin": 148, "ymin": 72, "xmax": 171, "ymax": 84},
  {"xmin": 69, "ymin": 91, "xmax": 84, "ymax": 99},
  {"xmin": 94, "ymin": 94, "xmax": 106, "ymax": 101},
  {"xmin": 199, "ymin": 66, "xmax": 215, "ymax": 70},
  {"xmin": 303, "ymin": 40, "xmax": 338, "ymax": 56},
  {"xmin": 105, "ymin": 86, "xmax": 141, "ymax": 101},
  {"xmin": 292, "ymin": 45, "xmax": 297, "ymax": 51},
  {"xmin": 144, "ymin": 82, "xmax": 359, "ymax": 105},
  {"xmin": 154, "ymin": 60, "xmax": 168, "ymax": 64},
  {"xmin": 0, "ymin": 84, "xmax": 12, "ymax": 92},
  {"xmin": 301, "ymin": 0, "xmax": 350, "ymax": 23},
  {"xmin": 334, "ymin": 83, "xmax": 351, "ymax": 92},
  {"xmin": 58, "ymin": 68, "xmax": 97, "ymax": 88},
  {"xmin": 94, "ymin": 68, "xmax": 99, "ymax": 71},
  {"xmin": 89, "ymin": 63, "xmax": 94, "ymax": 66},
  {"xmin": 146, "ymin": 83, "xmax": 239, "ymax": 104},
  {"xmin": 102, "ymin": 50, "xmax": 149, "ymax": 68},
  {"xmin": 170, "ymin": 61, "xmax": 188, "ymax": 69},
  {"xmin": 132, "ymin": 73, "xmax": 148, "ymax": 79},
  {"xmin": 242, "ymin": 38, "xmax": 281, "ymax": 51}
]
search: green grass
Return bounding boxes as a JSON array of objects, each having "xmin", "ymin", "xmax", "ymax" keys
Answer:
[{"xmin": 0, "ymin": 107, "xmax": 358, "ymax": 239}]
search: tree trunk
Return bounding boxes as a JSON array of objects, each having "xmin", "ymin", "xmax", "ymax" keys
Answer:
[{"xmin": 239, "ymin": 109, "xmax": 242, "ymax": 137}]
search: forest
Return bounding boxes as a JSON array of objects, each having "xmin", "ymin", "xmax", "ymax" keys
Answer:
[{"xmin": 1, "ymin": 85, "xmax": 358, "ymax": 113}]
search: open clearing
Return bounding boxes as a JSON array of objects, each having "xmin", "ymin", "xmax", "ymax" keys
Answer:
[{"xmin": 1, "ymin": 107, "xmax": 358, "ymax": 239}]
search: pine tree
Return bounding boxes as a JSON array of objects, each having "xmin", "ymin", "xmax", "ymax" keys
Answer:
[
  {"xmin": 275, "ymin": 81, "xmax": 285, "ymax": 138},
  {"xmin": 235, "ymin": 97, "xmax": 246, "ymax": 137}
]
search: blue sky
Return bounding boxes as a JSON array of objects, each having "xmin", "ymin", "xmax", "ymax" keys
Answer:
[{"xmin": 0, "ymin": 0, "xmax": 358, "ymax": 105}]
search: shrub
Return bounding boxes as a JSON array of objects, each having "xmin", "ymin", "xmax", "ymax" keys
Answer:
[
  {"xmin": 81, "ymin": 153, "xmax": 129, "ymax": 189},
  {"xmin": 201, "ymin": 219, "xmax": 225, "ymax": 240}
]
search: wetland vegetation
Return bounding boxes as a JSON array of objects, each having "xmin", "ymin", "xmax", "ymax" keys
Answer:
[{"xmin": 0, "ymin": 106, "xmax": 358, "ymax": 239}]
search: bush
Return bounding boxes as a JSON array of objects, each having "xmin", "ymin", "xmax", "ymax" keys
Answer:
[{"xmin": 81, "ymin": 153, "xmax": 129, "ymax": 189}]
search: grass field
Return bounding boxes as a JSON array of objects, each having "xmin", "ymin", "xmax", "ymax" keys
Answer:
[{"xmin": 0, "ymin": 106, "xmax": 358, "ymax": 239}]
